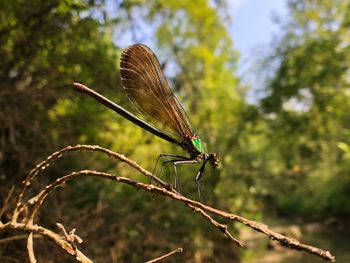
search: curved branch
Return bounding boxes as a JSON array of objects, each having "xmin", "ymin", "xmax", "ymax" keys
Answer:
[
  {"xmin": 0, "ymin": 234, "xmax": 41, "ymax": 244},
  {"xmin": 27, "ymin": 233, "xmax": 36, "ymax": 263},
  {"xmin": 146, "ymin": 247, "xmax": 183, "ymax": 263},
  {"xmin": 10, "ymin": 144, "xmax": 335, "ymax": 261},
  {"xmin": 12, "ymin": 144, "xmax": 170, "ymax": 222},
  {"xmin": 0, "ymin": 222, "xmax": 92, "ymax": 263},
  {"xmin": 21, "ymin": 145, "xmax": 242, "ymax": 246},
  {"xmin": 27, "ymin": 169, "xmax": 334, "ymax": 262},
  {"xmin": 10, "ymin": 144, "xmax": 242, "ymax": 261}
]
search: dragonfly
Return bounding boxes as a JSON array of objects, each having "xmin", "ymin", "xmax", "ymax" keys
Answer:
[{"xmin": 73, "ymin": 43, "xmax": 219, "ymax": 194}]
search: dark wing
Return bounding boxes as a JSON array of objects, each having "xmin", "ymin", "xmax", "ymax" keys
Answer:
[{"xmin": 120, "ymin": 43, "xmax": 194, "ymax": 141}]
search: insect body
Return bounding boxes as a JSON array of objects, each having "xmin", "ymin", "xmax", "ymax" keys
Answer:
[{"xmin": 74, "ymin": 44, "xmax": 219, "ymax": 193}]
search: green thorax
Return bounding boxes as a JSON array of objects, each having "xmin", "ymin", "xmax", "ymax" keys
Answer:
[{"xmin": 191, "ymin": 137, "xmax": 205, "ymax": 154}]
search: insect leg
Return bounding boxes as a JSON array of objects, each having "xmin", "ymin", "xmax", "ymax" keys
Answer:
[
  {"xmin": 195, "ymin": 159, "xmax": 208, "ymax": 202},
  {"xmin": 173, "ymin": 159, "xmax": 199, "ymax": 192},
  {"xmin": 159, "ymin": 158, "xmax": 190, "ymax": 183},
  {"xmin": 149, "ymin": 154, "xmax": 189, "ymax": 185}
]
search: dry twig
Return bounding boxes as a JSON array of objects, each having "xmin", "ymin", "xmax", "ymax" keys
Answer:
[
  {"xmin": 27, "ymin": 233, "xmax": 36, "ymax": 263},
  {"xmin": 1, "ymin": 145, "xmax": 336, "ymax": 262},
  {"xmin": 145, "ymin": 247, "xmax": 183, "ymax": 263},
  {"xmin": 0, "ymin": 185, "xmax": 15, "ymax": 219},
  {"xmin": 19, "ymin": 145, "xmax": 242, "ymax": 247},
  {"xmin": 0, "ymin": 222, "xmax": 93, "ymax": 263},
  {"xmin": 0, "ymin": 234, "xmax": 41, "ymax": 244},
  {"xmin": 26, "ymin": 169, "xmax": 334, "ymax": 261}
]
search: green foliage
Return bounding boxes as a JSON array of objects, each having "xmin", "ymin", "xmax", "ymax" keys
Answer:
[
  {"xmin": 0, "ymin": 0, "xmax": 245, "ymax": 261},
  {"xmin": 259, "ymin": 0, "xmax": 350, "ymax": 218},
  {"xmin": 2, "ymin": 0, "xmax": 350, "ymax": 261}
]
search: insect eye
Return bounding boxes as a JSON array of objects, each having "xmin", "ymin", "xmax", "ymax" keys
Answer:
[{"xmin": 209, "ymin": 153, "xmax": 219, "ymax": 167}]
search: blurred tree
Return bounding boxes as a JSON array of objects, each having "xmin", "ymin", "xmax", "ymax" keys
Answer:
[
  {"xmin": 0, "ymin": 0, "xmax": 245, "ymax": 262},
  {"xmin": 2, "ymin": 0, "xmax": 349, "ymax": 262},
  {"xmin": 0, "ymin": 0, "xmax": 122, "ymax": 260},
  {"xmin": 0, "ymin": 0, "xmax": 121, "ymax": 181},
  {"xmin": 259, "ymin": 0, "xmax": 350, "ymax": 218}
]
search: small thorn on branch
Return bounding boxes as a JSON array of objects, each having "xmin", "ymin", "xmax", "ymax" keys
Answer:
[{"xmin": 57, "ymin": 223, "xmax": 83, "ymax": 244}]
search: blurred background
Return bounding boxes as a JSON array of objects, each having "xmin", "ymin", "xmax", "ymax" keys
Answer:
[{"xmin": 1, "ymin": 0, "xmax": 349, "ymax": 262}]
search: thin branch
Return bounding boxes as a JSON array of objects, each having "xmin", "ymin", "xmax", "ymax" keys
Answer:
[
  {"xmin": 26, "ymin": 169, "xmax": 334, "ymax": 262},
  {"xmin": 7, "ymin": 145, "xmax": 334, "ymax": 261},
  {"xmin": 12, "ymin": 145, "xmax": 170, "ymax": 222},
  {"xmin": 145, "ymin": 247, "xmax": 183, "ymax": 263},
  {"xmin": 25, "ymin": 159, "xmax": 241, "ymax": 249},
  {"xmin": 1, "ymin": 185, "xmax": 15, "ymax": 220},
  {"xmin": 17, "ymin": 145, "xmax": 239, "ymax": 245},
  {"xmin": 0, "ymin": 222, "xmax": 93, "ymax": 263},
  {"xmin": 19, "ymin": 144, "xmax": 334, "ymax": 261},
  {"xmin": 190, "ymin": 206, "xmax": 243, "ymax": 247},
  {"xmin": 0, "ymin": 256, "xmax": 20, "ymax": 263},
  {"xmin": 0, "ymin": 234, "xmax": 41, "ymax": 244},
  {"xmin": 27, "ymin": 233, "xmax": 36, "ymax": 263}
]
